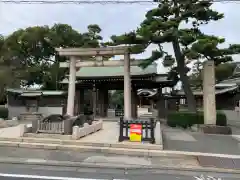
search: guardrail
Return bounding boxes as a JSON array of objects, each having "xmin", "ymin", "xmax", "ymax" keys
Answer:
[{"xmin": 118, "ymin": 117, "xmax": 156, "ymax": 144}]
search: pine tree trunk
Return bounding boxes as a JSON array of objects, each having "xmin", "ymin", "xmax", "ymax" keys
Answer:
[
  {"xmin": 178, "ymin": 65, "xmax": 197, "ymax": 112},
  {"xmin": 172, "ymin": 40, "xmax": 197, "ymax": 113}
]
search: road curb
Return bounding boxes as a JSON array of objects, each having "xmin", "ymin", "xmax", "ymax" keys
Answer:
[
  {"xmin": 0, "ymin": 157, "xmax": 239, "ymax": 174},
  {"xmin": 0, "ymin": 139, "xmax": 240, "ymax": 159}
]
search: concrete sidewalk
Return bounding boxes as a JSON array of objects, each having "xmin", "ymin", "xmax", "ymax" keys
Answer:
[
  {"xmin": 0, "ymin": 146, "xmax": 199, "ymax": 169},
  {"xmin": 162, "ymin": 126, "xmax": 240, "ymax": 155},
  {"xmin": 0, "ymin": 125, "xmax": 22, "ymax": 138},
  {"xmin": 0, "ymin": 146, "xmax": 239, "ymax": 173}
]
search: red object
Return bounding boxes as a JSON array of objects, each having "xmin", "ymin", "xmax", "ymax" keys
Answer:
[{"xmin": 130, "ymin": 124, "xmax": 142, "ymax": 135}]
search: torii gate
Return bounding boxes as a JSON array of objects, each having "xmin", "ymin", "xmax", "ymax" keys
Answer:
[{"xmin": 56, "ymin": 46, "xmax": 144, "ymax": 120}]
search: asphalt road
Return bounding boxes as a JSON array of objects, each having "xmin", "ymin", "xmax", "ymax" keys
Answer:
[{"xmin": 0, "ymin": 163, "xmax": 239, "ymax": 180}]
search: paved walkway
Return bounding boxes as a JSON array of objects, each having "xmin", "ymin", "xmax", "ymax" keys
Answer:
[
  {"xmin": 197, "ymin": 155, "xmax": 240, "ymax": 169},
  {"xmin": 162, "ymin": 125, "xmax": 240, "ymax": 155},
  {"xmin": 0, "ymin": 146, "xmax": 200, "ymax": 169},
  {"xmin": 80, "ymin": 122, "xmax": 118, "ymax": 143},
  {"xmin": 0, "ymin": 121, "xmax": 162, "ymax": 146},
  {"xmin": 0, "ymin": 125, "xmax": 22, "ymax": 138}
]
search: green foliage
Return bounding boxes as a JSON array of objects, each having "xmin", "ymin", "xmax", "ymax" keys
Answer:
[
  {"xmin": 167, "ymin": 111, "xmax": 227, "ymax": 129},
  {"xmin": 0, "ymin": 107, "xmax": 8, "ymax": 119},
  {"xmin": 189, "ymin": 62, "xmax": 236, "ymax": 88},
  {"xmin": 107, "ymin": 0, "xmax": 240, "ymax": 112},
  {"xmin": 109, "ymin": 90, "xmax": 124, "ymax": 108},
  {"xmin": 0, "ymin": 23, "xmax": 103, "ymax": 91},
  {"xmin": 215, "ymin": 63, "xmax": 236, "ymax": 82}
]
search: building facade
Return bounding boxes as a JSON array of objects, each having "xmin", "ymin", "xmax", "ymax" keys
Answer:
[{"xmin": 7, "ymin": 89, "xmax": 67, "ymax": 119}]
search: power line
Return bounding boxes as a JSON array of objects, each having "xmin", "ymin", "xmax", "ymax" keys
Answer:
[
  {"xmin": 1, "ymin": 0, "xmax": 154, "ymax": 4},
  {"xmin": 1, "ymin": 0, "xmax": 240, "ymax": 4}
]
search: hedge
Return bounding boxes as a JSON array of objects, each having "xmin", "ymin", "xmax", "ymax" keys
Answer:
[
  {"xmin": 167, "ymin": 111, "xmax": 227, "ymax": 129},
  {"xmin": 0, "ymin": 107, "xmax": 8, "ymax": 119}
]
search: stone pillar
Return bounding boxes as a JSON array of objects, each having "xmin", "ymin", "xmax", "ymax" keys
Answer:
[
  {"xmin": 150, "ymin": 100, "xmax": 154, "ymax": 111},
  {"xmin": 203, "ymin": 60, "xmax": 216, "ymax": 125},
  {"xmin": 156, "ymin": 88, "xmax": 166, "ymax": 119},
  {"xmin": 103, "ymin": 90, "xmax": 109, "ymax": 117},
  {"xmin": 88, "ymin": 89, "xmax": 93, "ymax": 110},
  {"xmin": 131, "ymin": 87, "xmax": 138, "ymax": 119},
  {"xmin": 79, "ymin": 89, "xmax": 85, "ymax": 114},
  {"xmin": 66, "ymin": 56, "xmax": 76, "ymax": 116},
  {"xmin": 124, "ymin": 52, "xmax": 132, "ymax": 120},
  {"xmin": 74, "ymin": 90, "xmax": 80, "ymax": 115},
  {"xmin": 98, "ymin": 88, "xmax": 108, "ymax": 117},
  {"xmin": 98, "ymin": 89, "xmax": 104, "ymax": 117},
  {"xmin": 92, "ymin": 84, "xmax": 97, "ymax": 117}
]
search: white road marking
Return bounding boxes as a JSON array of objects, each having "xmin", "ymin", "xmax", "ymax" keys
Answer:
[
  {"xmin": 194, "ymin": 175, "xmax": 222, "ymax": 180},
  {"xmin": 26, "ymin": 159, "xmax": 47, "ymax": 163},
  {"xmin": 0, "ymin": 173, "xmax": 107, "ymax": 180}
]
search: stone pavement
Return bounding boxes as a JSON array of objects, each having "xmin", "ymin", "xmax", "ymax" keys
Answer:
[
  {"xmin": 162, "ymin": 125, "xmax": 240, "ymax": 155},
  {"xmin": 80, "ymin": 121, "xmax": 162, "ymax": 146},
  {"xmin": 20, "ymin": 121, "xmax": 163, "ymax": 148},
  {"xmin": 0, "ymin": 121, "xmax": 118, "ymax": 142},
  {"xmin": 222, "ymin": 110, "xmax": 240, "ymax": 128},
  {"xmin": 0, "ymin": 121, "xmax": 163, "ymax": 156},
  {"xmin": 80, "ymin": 121, "xmax": 118, "ymax": 143},
  {"xmin": 197, "ymin": 155, "xmax": 240, "ymax": 170},
  {"xmin": 162, "ymin": 125, "xmax": 240, "ymax": 170},
  {"xmin": 0, "ymin": 125, "xmax": 22, "ymax": 138}
]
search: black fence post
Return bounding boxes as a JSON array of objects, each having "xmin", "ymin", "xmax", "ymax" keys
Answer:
[
  {"xmin": 118, "ymin": 117, "xmax": 124, "ymax": 142},
  {"xmin": 118, "ymin": 117, "xmax": 156, "ymax": 144},
  {"xmin": 150, "ymin": 118, "xmax": 155, "ymax": 144}
]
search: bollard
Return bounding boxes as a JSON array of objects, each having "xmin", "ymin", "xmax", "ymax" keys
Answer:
[
  {"xmin": 72, "ymin": 126, "xmax": 79, "ymax": 140},
  {"xmin": 19, "ymin": 124, "xmax": 27, "ymax": 137}
]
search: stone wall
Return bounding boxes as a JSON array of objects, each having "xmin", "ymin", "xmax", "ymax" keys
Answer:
[
  {"xmin": 7, "ymin": 93, "xmax": 66, "ymax": 119},
  {"xmin": 8, "ymin": 93, "xmax": 66, "ymax": 107},
  {"xmin": 178, "ymin": 93, "xmax": 239, "ymax": 111},
  {"xmin": 8, "ymin": 105, "xmax": 63, "ymax": 120}
]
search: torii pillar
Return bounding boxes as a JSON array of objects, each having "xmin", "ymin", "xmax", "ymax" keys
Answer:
[
  {"xmin": 56, "ymin": 47, "xmax": 144, "ymax": 119},
  {"xmin": 66, "ymin": 56, "xmax": 77, "ymax": 116},
  {"xmin": 65, "ymin": 53, "xmax": 132, "ymax": 119},
  {"xmin": 124, "ymin": 52, "xmax": 132, "ymax": 120}
]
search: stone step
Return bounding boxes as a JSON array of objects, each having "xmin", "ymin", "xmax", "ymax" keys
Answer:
[
  {"xmin": 0, "ymin": 140, "xmax": 164, "ymax": 157},
  {"xmin": 0, "ymin": 137, "xmax": 161, "ymax": 150}
]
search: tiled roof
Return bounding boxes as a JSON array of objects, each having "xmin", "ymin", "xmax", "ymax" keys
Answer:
[
  {"xmin": 6, "ymin": 89, "xmax": 66, "ymax": 96},
  {"xmin": 72, "ymin": 64, "xmax": 157, "ymax": 78},
  {"xmin": 176, "ymin": 85, "xmax": 238, "ymax": 96}
]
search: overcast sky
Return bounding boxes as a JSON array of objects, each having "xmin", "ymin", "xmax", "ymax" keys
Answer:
[{"xmin": 0, "ymin": 1, "xmax": 240, "ymax": 73}]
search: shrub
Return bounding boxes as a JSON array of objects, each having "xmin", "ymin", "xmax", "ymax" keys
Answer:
[
  {"xmin": 167, "ymin": 111, "xmax": 227, "ymax": 128},
  {"xmin": 0, "ymin": 107, "xmax": 8, "ymax": 119}
]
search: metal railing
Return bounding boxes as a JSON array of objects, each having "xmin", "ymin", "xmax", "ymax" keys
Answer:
[
  {"xmin": 33, "ymin": 114, "xmax": 73, "ymax": 135},
  {"xmin": 37, "ymin": 120, "xmax": 64, "ymax": 134},
  {"xmin": 115, "ymin": 109, "xmax": 124, "ymax": 117}
]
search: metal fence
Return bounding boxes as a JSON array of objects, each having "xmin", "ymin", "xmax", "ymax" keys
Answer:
[
  {"xmin": 32, "ymin": 114, "xmax": 73, "ymax": 135},
  {"xmin": 118, "ymin": 117, "xmax": 156, "ymax": 144},
  {"xmin": 115, "ymin": 109, "xmax": 124, "ymax": 117},
  {"xmin": 37, "ymin": 120, "xmax": 64, "ymax": 134}
]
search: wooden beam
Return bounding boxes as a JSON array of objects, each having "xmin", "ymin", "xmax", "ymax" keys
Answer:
[
  {"xmin": 55, "ymin": 46, "xmax": 132, "ymax": 56},
  {"xmin": 59, "ymin": 59, "xmax": 145, "ymax": 68}
]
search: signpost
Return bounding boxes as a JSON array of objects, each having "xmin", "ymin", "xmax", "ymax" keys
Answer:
[{"xmin": 129, "ymin": 124, "xmax": 142, "ymax": 142}]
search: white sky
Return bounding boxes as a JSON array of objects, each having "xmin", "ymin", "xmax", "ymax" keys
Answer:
[{"xmin": 0, "ymin": 1, "xmax": 240, "ymax": 75}]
